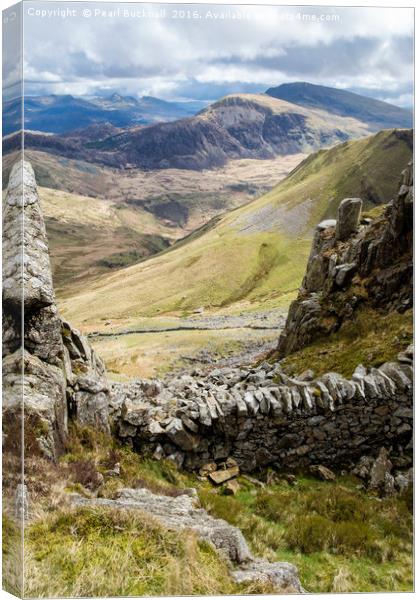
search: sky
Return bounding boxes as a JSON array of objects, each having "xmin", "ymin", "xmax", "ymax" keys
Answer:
[{"xmin": 3, "ymin": 2, "xmax": 414, "ymax": 108}]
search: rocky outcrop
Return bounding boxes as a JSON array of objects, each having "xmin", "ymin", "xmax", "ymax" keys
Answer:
[
  {"xmin": 278, "ymin": 161, "xmax": 413, "ymax": 356},
  {"xmin": 2, "ymin": 162, "xmax": 111, "ymax": 460},
  {"xmin": 109, "ymin": 346, "xmax": 413, "ymax": 473},
  {"xmin": 70, "ymin": 487, "xmax": 303, "ymax": 593}
]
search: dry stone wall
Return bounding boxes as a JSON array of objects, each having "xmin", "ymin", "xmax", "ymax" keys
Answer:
[{"xmin": 110, "ymin": 348, "xmax": 413, "ymax": 472}]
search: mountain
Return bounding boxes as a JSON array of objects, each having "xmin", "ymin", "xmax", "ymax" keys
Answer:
[
  {"xmin": 59, "ymin": 129, "xmax": 412, "ymax": 328},
  {"xmin": 266, "ymin": 82, "xmax": 412, "ymax": 130},
  {"xmin": 5, "ymin": 93, "xmax": 371, "ymax": 170},
  {"xmin": 2, "ymin": 93, "xmax": 205, "ymax": 135}
]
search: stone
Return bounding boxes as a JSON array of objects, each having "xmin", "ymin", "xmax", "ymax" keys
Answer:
[
  {"xmin": 369, "ymin": 447, "xmax": 393, "ymax": 492},
  {"xmin": 3, "ymin": 349, "xmax": 67, "ymax": 460},
  {"xmin": 199, "ymin": 462, "xmax": 218, "ymax": 477},
  {"xmin": 232, "ymin": 559, "xmax": 303, "ymax": 593},
  {"xmin": 74, "ymin": 391, "xmax": 110, "ymax": 434},
  {"xmin": 165, "ymin": 418, "xmax": 200, "ymax": 451},
  {"xmin": 335, "ymin": 262, "xmax": 357, "ymax": 287},
  {"xmin": 71, "ymin": 487, "xmax": 303, "ymax": 592},
  {"xmin": 394, "ymin": 468, "xmax": 413, "ymax": 492},
  {"xmin": 309, "ymin": 464, "xmax": 336, "ymax": 481},
  {"xmin": 209, "ymin": 466, "xmax": 240, "ymax": 484},
  {"xmin": 296, "ymin": 369, "xmax": 314, "ymax": 382},
  {"xmin": 336, "ymin": 198, "xmax": 362, "ymax": 241},
  {"xmin": 352, "ymin": 456, "xmax": 374, "ymax": 482},
  {"xmin": 224, "ymin": 479, "xmax": 240, "ymax": 495},
  {"xmin": 3, "ymin": 162, "xmax": 55, "ymax": 309}
]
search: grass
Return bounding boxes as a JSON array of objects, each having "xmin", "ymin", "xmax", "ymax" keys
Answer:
[
  {"xmin": 38, "ymin": 186, "xmax": 176, "ymax": 291},
  {"xmin": 2, "ymin": 512, "xmax": 22, "ymax": 597},
  {"xmin": 13, "ymin": 424, "xmax": 413, "ymax": 596},
  {"xmin": 199, "ymin": 475, "xmax": 413, "ymax": 593},
  {"xmin": 24, "ymin": 507, "xmax": 245, "ymax": 598},
  {"xmin": 90, "ymin": 327, "xmax": 279, "ymax": 379},
  {"xmin": 280, "ymin": 307, "xmax": 413, "ymax": 378}
]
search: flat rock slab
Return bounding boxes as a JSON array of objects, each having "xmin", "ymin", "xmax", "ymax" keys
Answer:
[
  {"xmin": 70, "ymin": 488, "xmax": 303, "ymax": 593},
  {"xmin": 209, "ymin": 466, "xmax": 240, "ymax": 484}
]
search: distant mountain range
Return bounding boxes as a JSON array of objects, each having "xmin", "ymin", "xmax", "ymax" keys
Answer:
[
  {"xmin": 266, "ymin": 82, "xmax": 412, "ymax": 130},
  {"xmin": 3, "ymin": 83, "xmax": 413, "ymax": 171},
  {"xmin": 2, "ymin": 93, "xmax": 207, "ymax": 135}
]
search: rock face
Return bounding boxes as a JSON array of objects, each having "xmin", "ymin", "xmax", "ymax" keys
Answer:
[
  {"xmin": 70, "ymin": 487, "xmax": 303, "ymax": 593},
  {"xmin": 2, "ymin": 162, "xmax": 111, "ymax": 460},
  {"xmin": 278, "ymin": 161, "xmax": 413, "ymax": 356}
]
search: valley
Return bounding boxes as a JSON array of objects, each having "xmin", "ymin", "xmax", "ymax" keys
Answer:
[
  {"xmin": 13, "ymin": 152, "xmax": 305, "ymax": 291},
  {"xmin": 58, "ymin": 129, "xmax": 412, "ymax": 321},
  {"xmin": 3, "ymin": 85, "xmax": 413, "ymax": 380},
  {"xmin": 50, "ymin": 128, "xmax": 412, "ymax": 378}
]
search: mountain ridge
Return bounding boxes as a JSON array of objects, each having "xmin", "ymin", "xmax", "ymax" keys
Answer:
[
  {"xmin": 4, "ymin": 92, "xmax": 372, "ymax": 170},
  {"xmin": 2, "ymin": 93, "xmax": 205, "ymax": 136},
  {"xmin": 266, "ymin": 82, "xmax": 412, "ymax": 130}
]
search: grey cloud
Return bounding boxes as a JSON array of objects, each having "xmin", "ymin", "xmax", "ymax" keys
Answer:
[{"xmin": 4, "ymin": 2, "xmax": 413, "ymax": 108}]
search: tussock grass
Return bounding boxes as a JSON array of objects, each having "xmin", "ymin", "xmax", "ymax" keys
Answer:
[
  {"xmin": 24, "ymin": 506, "xmax": 240, "ymax": 598},
  {"xmin": 200, "ymin": 476, "xmax": 413, "ymax": 592},
  {"xmin": 2, "ymin": 513, "xmax": 22, "ymax": 597},
  {"xmin": 19, "ymin": 425, "xmax": 413, "ymax": 595}
]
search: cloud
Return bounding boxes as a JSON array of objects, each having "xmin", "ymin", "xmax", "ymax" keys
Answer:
[{"xmin": 3, "ymin": 2, "xmax": 413, "ymax": 107}]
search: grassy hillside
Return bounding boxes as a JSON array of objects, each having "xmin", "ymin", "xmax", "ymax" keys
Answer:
[
  {"xmin": 39, "ymin": 188, "xmax": 175, "ymax": 290},
  {"xmin": 32, "ymin": 153, "xmax": 303, "ymax": 291},
  {"xmin": 59, "ymin": 129, "xmax": 412, "ymax": 331}
]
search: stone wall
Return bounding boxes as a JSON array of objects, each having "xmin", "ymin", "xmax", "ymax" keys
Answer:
[{"xmin": 110, "ymin": 349, "xmax": 413, "ymax": 472}]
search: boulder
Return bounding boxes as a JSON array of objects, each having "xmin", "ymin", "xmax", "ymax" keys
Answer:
[
  {"xmin": 368, "ymin": 447, "xmax": 394, "ymax": 494},
  {"xmin": 2, "ymin": 161, "xmax": 112, "ymax": 459},
  {"xmin": 224, "ymin": 479, "xmax": 240, "ymax": 495},
  {"xmin": 336, "ymin": 198, "xmax": 362, "ymax": 241}
]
